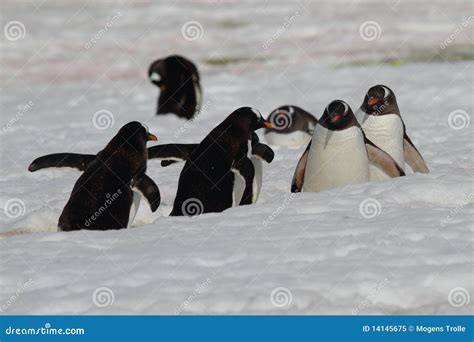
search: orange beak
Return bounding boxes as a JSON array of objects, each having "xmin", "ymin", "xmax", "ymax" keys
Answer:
[
  {"xmin": 147, "ymin": 133, "xmax": 158, "ymax": 141},
  {"xmin": 262, "ymin": 120, "xmax": 273, "ymax": 129},
  {"xmin": 368, "ymin": 97, "xmax": 380, "ymax": 106}
]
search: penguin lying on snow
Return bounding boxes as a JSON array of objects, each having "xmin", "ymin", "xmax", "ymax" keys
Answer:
[
  {"xmin": 291, "ymin": 100, "xmax": 405, "ymax": 193},
  {"xmin": 148, "ymin": 55, "xmax": 201, "ymax": 120},
  {"xmin": 355, "ymin": 84, "xmax": 429, "ymax": 181},
  {"xmin": 264, "ymin": 105, "xmax": 318, "ymax": 147},
  {"xmin": 147, "ymin": 132, "xmax": 274, "ymax": 205},
  {"xmin": 150, "ymin": 107, "xmax": 272, "ymax": 216},
  {"xmin": 28, "ymin": 122, "xmax": 161, "ymax": 231}
]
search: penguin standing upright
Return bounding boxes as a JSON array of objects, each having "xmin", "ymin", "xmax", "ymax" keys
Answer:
[
  {"xmin": 28, "ymin": 122, "xmax": 161, "ymax": 231},
  {"xmin": 156, "ymin": 107, "xmax": 272, "ymax": 216},
  {"xmin": 264, "ymin": 105, "xmax": 318, "ymax": 147},
  {"xmin": 355, "ymin": 85, "xmax": 429, "ymax": 181},
  {"xmin": 291, "ymin": 100, "xmax": 405, "ymax": 193},
  {"xmin": 148, "ymin": 55, "xmax": 201, "ymax": 120}
]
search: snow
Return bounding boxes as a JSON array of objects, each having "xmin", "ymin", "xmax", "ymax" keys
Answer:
[{"xmin": 1, "ymin": 0, "xmax": 473, "ymax": 315}]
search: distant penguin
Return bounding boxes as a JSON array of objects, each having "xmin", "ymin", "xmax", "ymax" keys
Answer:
[
  {"xmin": 28, "ymin": 122, "xmax": 161, "ymax": 231},
  {"xmin": 355, "ymin": 84, "xmax": 429, "ymax": 181},
  {"xmin": 264, "ymin": 105, "xmax": 317, "ymax": 146},
  {"xmin": 159, "ymin": 107, "xmax": 272, "ymax": 216},
  {"xmin": 148, "ymin": 132, "xmax": 274, "ymax": 206},
  {"xmin": 291, "ymin": 100, "xmax": 405, "ymax": 193},
  {"xmin": 148, "ymin": 55, "xmax": 201, "ymax": 120}
]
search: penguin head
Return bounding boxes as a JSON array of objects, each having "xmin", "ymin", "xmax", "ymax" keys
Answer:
[
  {"xmin": 148, "ymin": 59, "xmax": 166, "ymax": 91},
  {"xmin": 320, "ymin": 100, "xmax": 356, "ymax": 131},
  {"xmin": 115, "ymin": 121, "xmax": 157, "ymax": 151},
  {"xmin": 227, "ymin": 107, "xmax": 273, "ymax": 133},
  {"xmin": 362, "ymin": 85, "xmax": 399, "ymax": 115}
]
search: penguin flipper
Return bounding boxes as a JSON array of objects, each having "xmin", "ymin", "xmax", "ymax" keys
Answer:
[
  {"xmin": 365, "ymin": 139, "xmax": 405, "ymax": 178},
  {"xmin": 132, "ymin": 174, "xmax": 161, "ymax": 212},
  {"xmin": 291, "ymin": 141, "xmax": 311, "ymax": 192},
  {"xmin": 147, "ymin": 144, "xmax": 198, "ymax": 162},
  {"xmin": 28, "ymin": 153, "xmax": 95, "ymax": 172},
  {"xmin": 252, "ymin": 143, "xmax": 275, "ymax": 163},
  {"xmin": 403, "ymin": 133, "xmax": 429, "ymax": 173},
  {"xmin": 232, "ymin": 156, "xmax": 255, "ymax": 205}
]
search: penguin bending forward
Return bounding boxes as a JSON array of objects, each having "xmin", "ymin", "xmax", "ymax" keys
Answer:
[
  {"xmin": 355, "ymin": 85, "xmax": 429, "ymax": 181},
  {"xmin": 148, "ymin": 55, "xmax": 201, "ymax": 120},
  {"xmin": 264, "ymin": 105, "xmax": 318, "ymax": 147},
  {"xmin": 28, "ymin": 122, "xmax": 161, "ymax": 231},
  {"xmin": 150, "ymin": 107, "xmax": 272, "ymax": 216},
  {"xmin": 147, "ymin": 132, "xmax": 274, "ymax": 205},
  {"xmin": 291, "ymin": 100, "xmax": 405, "ymax": 193}
]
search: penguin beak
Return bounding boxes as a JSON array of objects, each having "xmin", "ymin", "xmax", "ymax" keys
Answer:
[
  {"xmin": 147, "ymin": 133, "xmax": 158, "ymax": 141},
  {"xmin": 368, "ymin": 97, "xmax": 380, "ymax": 106},
  {"xmin": 261, "ymin": 120, "xmax": 273, "ymax": 129}
]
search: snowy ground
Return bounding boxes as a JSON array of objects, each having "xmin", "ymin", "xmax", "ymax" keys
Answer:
[{"xmin": 1, "ymin": 0, "xmax": 473, "ymax": 314}]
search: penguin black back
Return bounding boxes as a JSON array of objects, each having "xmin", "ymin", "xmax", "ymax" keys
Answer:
[
  {"xmin": 170, "ymin": 107, "xmax": 272, "ymax": 216},
  {"xmin": 148, "ymin": 55, "xmax": 201, "ymax": 120}
]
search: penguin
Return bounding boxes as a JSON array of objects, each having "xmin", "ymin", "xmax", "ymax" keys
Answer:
[
  {"xmin": 355, "ymin": 84, "xmax": 429, "ymax": 181},
  {"xmin": 264, "ymin": 105, "xmax": 318, "ymax": 146},
  {"xmin": 291, "ymin": 100, "xmax": 405, "ymax": 193},
  {"xmin": 147, "ymin": 133, "xmax": 274, "ymax": 206},
  {"xmin": 148, "ymin": 55, "xmax": 201, "ymax": 120},
  {"xmin": 28, "ymin": 122, "xmax": 161, "ymax": 231},
  {"xmin": 158, "ymin": 107, "xmax": 272, "ymax": 216}
]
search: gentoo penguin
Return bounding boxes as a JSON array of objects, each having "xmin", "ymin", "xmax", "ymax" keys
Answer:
[
  {"xmin": 28, "ymin": 122, "xmax": 161, "ymax": 231},
  {"xmin": 291, "ymin": 100, "xmax": 405, "ymax": 193},
  {"xmin": 355, "ymin": 85, "xmax": 429, "ymax": 181},
  {"xmin": 148, "ymin": 133, "xmax": 275, "ymax": 205},
  {"xmin": 148, "ymin": 55, "xmax": 201, "ymax": 120},
  {"xmin": 162, "ymin": 107, "xmax": 272, "ymax": 216},
  {"xmin": 264, "ymin": 105, "xmax": 318, "ymax": 146}
]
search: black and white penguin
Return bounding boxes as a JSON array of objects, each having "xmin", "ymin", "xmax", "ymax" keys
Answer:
[
  {"xmin": 148, "ymin": 132, "xmax": 274, "ymax": 206},
  {"xmin": 264, "ymin": 105, "xmax": 318, "ymax": 146},
  {"xmin": 148, "ymin": 55, "xmax": 201, "ymax": 120},
  {"xmin": 160, "ymin": 107, "xmax": 272, "ymax": 216},
  {"xmin": 355, "ymin": 84, "xmax": 429, "ymax": 181},
  {"xmin": 28, "ymin": 122, "xmax": 161, "ymax": 231},
  {"xmin": 291, "ymin": 100, "xmax": 405, "ymax": 193}
]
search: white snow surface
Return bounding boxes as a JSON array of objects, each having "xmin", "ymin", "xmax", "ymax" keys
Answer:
[{"xmin": 1, "ymin": 0, "xmax": 473, "ymax": 315}]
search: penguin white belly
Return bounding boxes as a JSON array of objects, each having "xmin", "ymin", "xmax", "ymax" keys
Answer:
[
  {"xmin": 303, "ymin": 126, "xmax": 369, "ymax": 192},
  {"xmin": 359, "ymin": 112, "xmax": 405, "ymax": 181},
  {"xmin": 251, "ymin": 156, "xmax": 262, "ymax": 203},
  {"xmin": 264, "ymin": 131, "xmax": 312, "ymax": 147},
  {"xmin": 127, "ymin": 190, "xmax": 141, "ymax": 228},
  {"xmin": 232, "ymin": 171, "xmax": 245, "ymax": 207}
]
